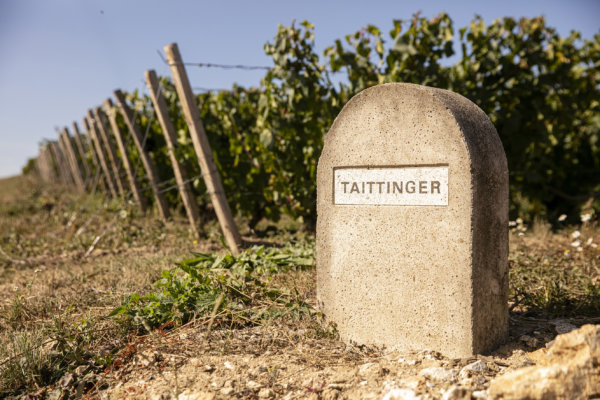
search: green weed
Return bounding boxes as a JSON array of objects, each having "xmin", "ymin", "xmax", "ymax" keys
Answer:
[{"xmin": 110, "ymin": 241, "xmax": 315, "ymax": 330}]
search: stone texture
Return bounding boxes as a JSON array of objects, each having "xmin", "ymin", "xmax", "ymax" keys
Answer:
[
  {"xmin": 317, "ymin": 83, "xmax": 508, "ymax": 358},
  {"xmin": 489, "ymin": 324, "xmax": 600, "ymax": 399}
]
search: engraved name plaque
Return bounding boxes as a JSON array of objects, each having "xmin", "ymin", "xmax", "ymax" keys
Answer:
[{"xmin": 333, "ymin": 166, "xmax": 449, "ymax": 206}]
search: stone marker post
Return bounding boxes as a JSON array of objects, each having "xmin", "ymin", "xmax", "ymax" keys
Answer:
[{"xmin": 317, "ymin": 83, "xmax": 508, "ymax": 358}]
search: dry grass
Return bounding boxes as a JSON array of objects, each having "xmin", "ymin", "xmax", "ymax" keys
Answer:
[{"xmin": 0, "ymin": 175, "xmax": 598, "ymax": 398}]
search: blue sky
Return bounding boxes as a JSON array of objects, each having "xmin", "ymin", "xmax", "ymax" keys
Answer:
[{"xmin": 1, "ymin": 0, "xmax": 599, "ymax": 178}]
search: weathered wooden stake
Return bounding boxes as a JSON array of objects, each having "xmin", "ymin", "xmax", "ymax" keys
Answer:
[
  {"xmin": 57, "ymin": 136, "xmax": 73, "ymax": 185},
  {"xmin": 38, "ymin": 146, "xmax": 54, "ymax": 182},
  {"xmin": 57, "ymin": 137, "xmax": 75, "ymax": 186},
  {"xmin": 61, "ymin": 128, "xmax": 85, "ymax": 190},
  {"xmin": 93, "ymin": 108, "xmax": 127, "ymax": 197},
  {"xmin": 145, "ymin": 70, "xmax": 201, "ymax": 236},
  {"xmin": 164, "ymin": 43, "xmax": 241, "ymax": 254},
  {"xmin": 49, "ymin": 141, "xmax": 70, "ymax": 185},
  {"xmin": 104, "ymin": 98, "xmax": 148, "ymax": 211},
  {"xmin": 113, "ymin": 90, "xmax": 171, "ymax": 221},
  {"xmin": 71, "ymin": 122, "xmax": 93, "ymax": 183},
  {"xmin": 81, "ymin": 119, "xmax": 109, "ymax": 195},
  {"xmin": 85, "ymin": 114, "xmax": 118, "ymax": 198}
]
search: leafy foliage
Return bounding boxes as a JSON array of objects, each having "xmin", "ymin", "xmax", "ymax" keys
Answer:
[
  {"xmin": 116, "ymin": 14, "xmax": 599, "ymax": 225},
  {"xmin": 109, "ymin": 241, "xmax": 314, "ymax": 329}
]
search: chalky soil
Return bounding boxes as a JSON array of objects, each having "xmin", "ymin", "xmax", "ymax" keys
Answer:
[{"xmin": 317, "ymin": 83, "xmax": 509, "ymax": 358}]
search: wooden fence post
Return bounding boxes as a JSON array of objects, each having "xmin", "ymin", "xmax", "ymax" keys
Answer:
[
  {"xmin": 81, "ymin": 118, "xmax": 109, "ymax": 195},
  {"xmin": 84, "ymin": 114, "xmax": 118, "ymax": 198},
  {"xmin": 43, "ymin": 146, "xmax": 55, "ymax": 183},
  {"xmin": 38, "ymin": 146, "xmax": 53, "ymax": 183},
  {"xmin": 164, "ymin": 43, "xmax": 242, "ymax": 254},
  {"xmin": 57, "ymin": 136, "xmax": 73, "ymax": 186},
  {"xmin": 56, "ymin": 138, "xmax": 75, "ymax": 186},
  {"xmin": 145, "ymin": 70, "xmax": 201, "ymax": 236},
  {"xmin": 93, "ymin": 108, "xmax": 127, "ymax": 197},
  {"xmin": 104, "ymin": 98, "xmax": 148, "ymax": 212},
  {"xmin": 113, "ymin": 90, "xmax": 171, "ymax": 221},
  {"xmin": 71, "ymin": 122, "xmax": 93, "ymax": 183},
  {"xmin": 49, "ymin": 141, "xmax": 70, "ymax": 185},
  {"xmin": 61, "ymin": 128, "xmax": 85, "ymax": 190}
]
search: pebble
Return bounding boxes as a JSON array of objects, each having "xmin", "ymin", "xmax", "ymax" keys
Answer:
[
  {"xmin": 419, "ymin": 367, "xmax": 458, "ymax": 383},
  {"xmin": 258, "ymin": 387, "xmax": 274, "ymax": 399},
  {"xmin": 381, "ymin": 388, "xmax": 422, "ymax": 400},
  {"xmin": 223, "ymin": 361, "xmax": 235, "ymax": 370},
  {"xmin": 459, "ymin": 360, "xmax": 488, "ymax": 379},
  {"xmin": 358, "ymin": 362, "xmax": 380, "ymax": 376},
  {"xmin": 518, "ymin": 335, "xmax": 539, "ymax": 347},
  {"xmin": 550, "ymin": 320, "xmax": 577, "ymax": 334},
  {"xmin": 247, "ymin": 380, "xmax": 263, "ymax": 390}
]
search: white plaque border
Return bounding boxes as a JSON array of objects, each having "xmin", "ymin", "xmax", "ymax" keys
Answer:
[{"xmin": 332, "ymin": 164, "xmax": 450, "ymax": 206}]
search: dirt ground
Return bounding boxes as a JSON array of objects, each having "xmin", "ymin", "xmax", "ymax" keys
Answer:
[{"xmin": 1, "ymin": 175, "xmax": 599, "ymax": 399}]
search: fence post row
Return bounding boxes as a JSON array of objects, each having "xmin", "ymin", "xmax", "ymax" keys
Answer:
[
  {"xmin": 61, "ymin": 128, "xmax": 85, "ymax": 190},
  {"xmin": 56, "ymin": 138, "xmax": 75, "ymax": 186},
  {"xmin": 164, "ymin": 43, "xmax": 242, "ymax": 255},
  {"xmin": 80, "ymin": 119, "xmax": 108, "ymax": 195},
  {"xmin": 84, "ymin": 114, "xmax": 118, "ymax": 198},
  {"xmin": 48, "ymin": 141, "xmax": 68, "ymax": 185},
  {"xmin": 38, "ymin": 146, "xmax": 54, "ymax": 183},
  {"xmin": 103, "ymin": 98, "xmax": 148, "ymax": 212},
  {"xmin": 145, "ymin": 69, "xmax": 202, "ymax": 237},
  {"xmin": 113, "ymin": 89, "xmax": 171, "ymax": 222},
  {"xmin": 71, "ymin": 122, "xmax": 93, "ymax": 185},
  {"xmin": 93, "ymin": 107, "xmax": 127, "ymax": 197}
]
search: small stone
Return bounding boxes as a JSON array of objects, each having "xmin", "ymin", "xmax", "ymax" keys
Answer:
[
  {"xmin": 463, "ymin": 360, "xmax": 487, "ymax": 373},
  {"xmin": 518, "ymin": 334, "xmax": 539, "ymax": 347},
  {"xmin": 359, "ymin": 362, "xmax": 381, "ymax": 376},
  {"xmin": 419, "ymin": 367, "xmax": 457, "ymax": 383},
  {"xmin": 58, "ymin": 372, "xmax": 75, "ymax": 389},
  {"xmin": 177, "ymin": 391, "xmax": 215, "ymax": 400},
  {"xmin": 74, "ymin": 365, "xmax": 88, "ymax": 376},
  {"xmin": 258, "ymin": 387, "xmax": 274, "ymax": 399},
  {"xmin": 442, "ymin": 385, "xmax": 471, "ymax": 400},
  {"xmin": 247, "ymin": 380, "xmax": 263, "ymax": 390},
  {"xmin": 550, "ymin": 320, "xmax": 577, "ymax": 335},
  {"xmin": 220, "ymin": 387, "xmax": 234, "ymax": 396},
  {"xmin": 382, "ymin": 388, "xmax": 422, "ymax": 400},
  {"xmin": 202, "ymin": 364, "xmax": 214, "ymax": 372},
  {"xmin": 47, "ymin": 388, "xmax": 64, "ymax": 400},
  {"xmin": 223, "ymin": 361, "xmax": 234, "ymax": 370}
]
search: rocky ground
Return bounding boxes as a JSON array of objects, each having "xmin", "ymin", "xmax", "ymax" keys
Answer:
[
  {"xmin": 90, "ymin": 316, "xmax": 598, "ymax": 400},
  {"xmin": 1, "ymin": 176, "xmax": 599, "ymax": 400}
]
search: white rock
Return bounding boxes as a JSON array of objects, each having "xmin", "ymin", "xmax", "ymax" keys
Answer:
[
  {"xmin": 459, "ymin": 359, "xmax": 488, "ymax": 378},
  {"xmin": 359, "ymin": 362, "xmax": 380, "ymax": 375},
  {"xmin": 258, "ymin": 387, "xmax": 274, "ymax": 399},
  {"xmin": 246, "ymin": 380, "xmax": 263, "ymax": 390},
  {"xmin": 419, "ymin": 367, "xmax": 457, "ymax": 383},
  {"xmin": 382, "ymin": 388, "xmax": 422, "ymax": 400},
  {"xmin": 223, "ymin": 361, "xmax": 235, "ymax": 370}
]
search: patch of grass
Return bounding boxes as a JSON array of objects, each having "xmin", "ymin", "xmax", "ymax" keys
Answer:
[
  {"xmin": 110, "ymin": 241, "xmax": 315, "ymax": 330},
  {"xmin": 509, "ymin": 221, "xmax": 600, "ymax": 317}
]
